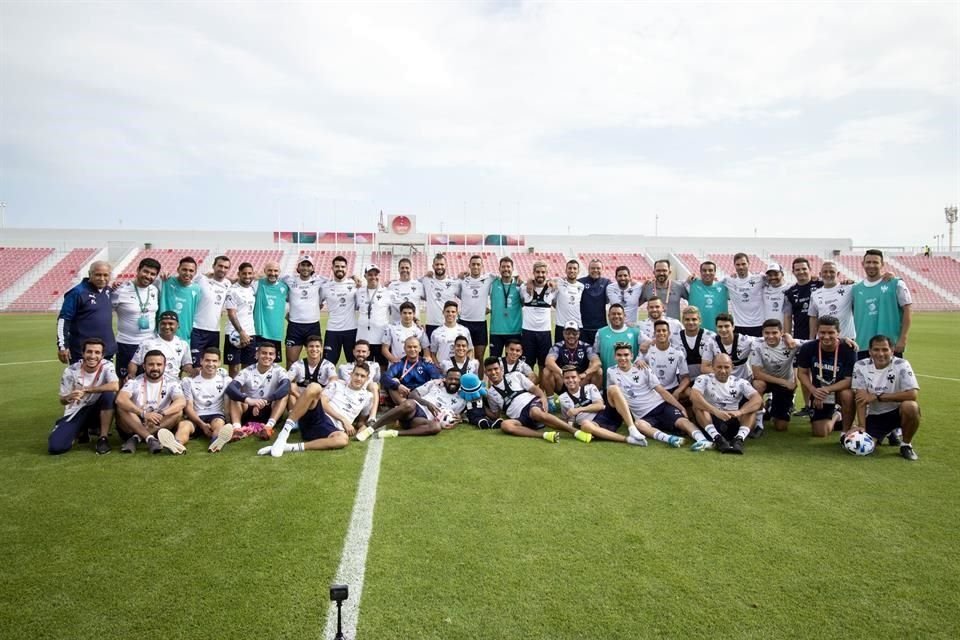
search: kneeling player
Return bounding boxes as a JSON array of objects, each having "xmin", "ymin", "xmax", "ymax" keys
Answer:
[
  {"xmin": 484, "ymin": 357, "xmax": 588, "ymax": 443},
  {"xmin": 262, "ymin": 363, "xmax": 375, "ymax": 456},
  {"xmin": 557, "ymin": 366, "xmax": 642, "ymax": 446},
  {"xmin": 689, "ymin": 354, "xmax": 762, "ymax": 454},
  {"xmin": 851, "ymin": 335, "xmax": 921, "ymax": 461},
  {"xmin": 176, "ymin": 347, "xmax": 235, "ymax": 453},
  {"xmin": 361, "ymin": 368, "xmax": 467, "ymax": 438},
  {"xmin": 796, "ymin": 316, "xmax": 856, "ymax": 437},
  {"xmin": 115, "ymin": 350, "xmax": 186, "ymax": 454},
  {"xmin": 226, "ymin": 342, "xmax": 290, "ymax": 438},
  {"xmin": 49, "ymin": 338, "xmax": 120, "ymax": 455},
  {"xmin": 607, "ymin": 343, "xmax": 709, "ymax": 450}
]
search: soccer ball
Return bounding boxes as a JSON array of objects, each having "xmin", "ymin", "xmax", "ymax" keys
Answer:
[
  {"xmin": 842, "ymin": 431, "xmax": 876, "ymax": 456},
  {"xmin": 228, "ymin": 330, "xmax": 242, "ymax": 348},
  {"xmin": 436, "ymin": 408, "xmax": 458, "ymax": 429}
]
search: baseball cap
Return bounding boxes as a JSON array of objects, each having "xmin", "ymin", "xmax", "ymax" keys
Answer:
[
  {"xmin": 364, "ymin": 264, "xmax": 380, "ymax": 274},
  {"xmin": 563, "ymin": 321, "xmax": 580, "ymax": 331},
  {"xmin": 298, "ymin": 255, "xmax": 314, "ymax": 265},
  {"xmin": 765, "ymin": 262, "xmax": 783, "ymax": 273},
  {"xmin": 158, "ymin": 310, "xmax": 179, "ymax": 322}
]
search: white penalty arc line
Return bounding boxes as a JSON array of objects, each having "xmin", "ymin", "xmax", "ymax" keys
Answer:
[
  {"xmin": 0, "ymin": 359, "xmax": 59, "ymax": 367},
  {"xmin": 323, "ymin": 436, "xmax": 384, "ymax": 640}
]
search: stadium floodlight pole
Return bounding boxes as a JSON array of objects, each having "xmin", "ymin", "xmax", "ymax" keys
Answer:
[{"xmin": 945, "ymin": 205, "xmax": 958, "ymax": 254}]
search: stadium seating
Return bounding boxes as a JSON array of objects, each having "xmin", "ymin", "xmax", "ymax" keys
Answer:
[
  {"xmin": 513, "ymin": 252, "xmax": 567, "ymax": 279},
  {"xmin": 675, "ymin": 253, "xmax": 703, "ymax": 277},
  {"xmin": 368, "ymin": 251, "xmax": 393, "ymax": 281},
  {"xmin": 707, "ymin": 253, "xmax": 766, "ymax": 277},
  {"xmin": 116, "ymin": 248, "xmax": 210, "ymax": 281},
  {"xmin": 835, "ymin": 254, "xmax": 953, "ymax": 311},
  {"xmin": 0, "ymin": 247, "xmax": 55, "ymax": 295},
  {"xmin": 576, "ymin": 253, "xmax": 654, "ymax": 281},
  {"xmin": 892, "ymin": 255, "xmax": 960, "ymax": 298},
  {"xmin": 8, "ymin": 248, "xmax": 99, "ymax": 311},
  {"xmin": 303, "ymin": 250, "xmax": 356, "ymax": 278},
  {"xmin": 225, "ymin": 249, "xmax": 284, "ymax": 277},
  {"xmin": 406, "ymin": 251, "xmax": 500, "ymax": 279}
]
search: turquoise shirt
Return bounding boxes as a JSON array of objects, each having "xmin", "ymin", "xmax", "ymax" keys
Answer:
[
  {"xmin": 254, "ymin": 279, "xmax": 288, "ymax": 341},
  {"xmin": 158, "ymin": 278, "xmax": 200, "ymax": 343},
  {"xmin": 852, "ymin": 278, "xmax": 905, "ymax": 346},
  {"xmin": 489, "ymin": 277, "xmax": 522, "ymax": 336},
  {"xmin": 594, "ymin": 325, "xmax": 640, "ymax": 385},
  {"xmin": 687, "ymin": 280, "xmax": 729, "ymax": 332}
]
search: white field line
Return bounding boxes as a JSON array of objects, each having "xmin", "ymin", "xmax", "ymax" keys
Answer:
[
  {"xmin": 323, "ymin": 436, "xmax": 385, "ymax": 640},
  {"xmin": 915, "ymin": 373, "xmax": 960, "ymax": 382},
  {"xmin": 0, "ymin": 359, "xmax": 59, "ymax": 367}
]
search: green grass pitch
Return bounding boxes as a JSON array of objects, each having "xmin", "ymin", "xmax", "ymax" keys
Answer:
[{"xmin": 0, "ymin": 312, "xmax": 958, "ymax": 639}]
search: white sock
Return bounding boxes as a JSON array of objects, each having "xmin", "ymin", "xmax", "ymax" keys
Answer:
[
  {"xmin": 282, "ymin": 419, "xmax": 296, "ymax": 432},
  {"xmin": 266, "ymin": 418, "xmax": 276, "ymax": 428},
  {"xmin": 628, "ymin": 425, "xmax": 643, "ymax": 440},
  {"xmin": 705, "ymin": 425, "xmax": 720, "ymax": 438},
  {"xmin": 755, "ymin": 409, "xmax": 764, "ymax": 428},
  {"xmin": 737, "ymin": 426, "xmax": 751, "ymax": 440},
  {"xmin": 691, "ymin": 430, "xmax": 706, "ymax": 442},
  {"xmin": 652, "ymin": 430, "xmax": 670, "ymax": 443},
  {"xmin": 288, "ymin": 443, "xmax": 303, "ymax": 453}
]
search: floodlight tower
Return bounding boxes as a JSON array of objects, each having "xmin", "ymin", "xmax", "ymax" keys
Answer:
[{"xmin": 946, "ymin": 205, "xmax": 958, "ymax": 254}]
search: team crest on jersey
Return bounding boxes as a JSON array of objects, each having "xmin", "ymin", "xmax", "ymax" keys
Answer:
[
  {"xmin": 880, "ymin": 285, "xmax": 889, "ymax": 294},
  {"xmin": 838, "ymin": 288, "xmax": 845, "ymax": 296},
  {"xmin": 632, "ymin": 375, "xmax": 640, "ymax": 382},
  {"xmin": 668, "ymin": 356, "xmax": 675, "ymax": 363},
  {"xmin": 216, "ymin": 384, "xmax": 223, "ymax": 392},
  {"xmin": 887, "ymin": 373, "xmax": 895, "ymax": 382}
]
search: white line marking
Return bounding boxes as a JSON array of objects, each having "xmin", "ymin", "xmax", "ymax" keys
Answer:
[
  {"xmin": 0, "ymin": 359, "xmax": 59, "ymax": 367},
  {"xmin": 323, "ymin": 437, "xmax": 384, "ymax": 640},
  {"xmin": 916, "ymin": 373, "xmax": 960, "ymax": 382}
]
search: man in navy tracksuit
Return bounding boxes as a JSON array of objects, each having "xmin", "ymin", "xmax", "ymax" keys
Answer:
[{"xmin": 57, "ymin": 261, "xmax": 116, "ymax": 364}]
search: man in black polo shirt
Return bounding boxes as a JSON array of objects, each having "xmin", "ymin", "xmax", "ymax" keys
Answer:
[
  {"xmin": 783, "ymin": 257, "xmax": 823, "ymax": 416},
  {"xmin": 578, "ymin": 259, "xmax": 611, "ymax": 347}
]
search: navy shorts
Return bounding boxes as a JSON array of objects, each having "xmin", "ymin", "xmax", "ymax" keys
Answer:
[
  {"xmin": 766, "ymin": 383, "xmax": 795, "ymax": 421},
  {"xmin": 241, "ymin": 404, "xmax": 277, "ymax": 425},
  {"xmin": 286, "ymin": 321, "xmax": 321, "ymax": 348},
  {"xmin": 116, "ymin": 342, "xmax": 140, "ymax": 379},
  {"xmin": 224, "ymin": 336, "xmax": 256, "ymax": 367},
  {"xmin": 255, "ymin": 337, "xmax": 283, "ymax": 364},
  {"xmin": 488, "ymin": 334, "xmax": 521, "ymax": 358},
  {"xmin": 399, "ymin": 403, "xmax": 429, "ymax": 429},
  {"xmin": 593, "ymin": 406, "xmax": 622, "ymax": 431},
  {"xmin": 48, "ymin": 394, "xmax": 115, "ymax": 455},
  {"xmin": 324, "ymin": 329, "xmax": 357, "ymax": 365},
  {"xmin": 460, "ymin": 319, "xmax": 488, "ymax": 347},
  {"xmin": 640, "ymin": 402, "xmax": 684, "ymax": 433},
  {"xmin": 300, "ymin": 406, "xmax": 340, "ymax": 442},
  {"xmin": 465, "ymin": 407, "xmax": 487, "ymax": 426},
  {"xmin": 190, "ymin": 328, "xmax": 221, "ymax": 368},
  {"xmin": 811, "ymin": 402, "xmax": 837, "ymax": 422},
  {"xmin": 424, "ymin": 325, "xmax": 440, "ymax": 341},
  {"xmin": 711, "ymin": 415, "xmax": 745, "ymax": 439},
  {"xmin": 516, "ymin": 398, "xmax": 544, "ymax": 429},
  {"xmin": 520, "ymin": 329, "xmax": 553, "ymax": 370},
  {"xmin": 737, "ymin": 326, "xmax": 763, "ymax": 338},
  {"xmin": 865, "ymin": 409, "xmax": 903, "ymax": 440}
]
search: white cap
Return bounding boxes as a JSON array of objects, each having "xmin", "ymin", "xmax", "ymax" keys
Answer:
[
  {"xmin": 298, "ymin": 255, "xmax": 314, "ymax": 265},
  {"xmin": 364, "ymin": 264, "xmax": 380, "ymax": 274},
  {"xmin": 563, "ymin": 321, "xmax": 580, "ymax": 331},
  {"xmin": 765, "ymin": 262, "xmax": 782, "ymax": 273}
]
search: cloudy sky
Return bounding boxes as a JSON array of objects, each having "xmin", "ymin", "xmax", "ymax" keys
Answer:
[{"xmin": 1, "ymin": 1, "xmax": 957, "ymax": 246}]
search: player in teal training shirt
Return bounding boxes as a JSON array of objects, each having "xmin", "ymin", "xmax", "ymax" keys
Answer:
[
  {"xmin": 157, "ymin": 256, "xmax": 201, "ymax": 344},
  {"xmin": 253, "ymin": 261, "xmax": 289, "ymax": 360}
]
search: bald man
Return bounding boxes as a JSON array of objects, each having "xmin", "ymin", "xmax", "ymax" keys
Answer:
[
  {"xmin": 253, "ymin": 261, "xmax": 289, "ymax": 363},
  {"xmin": 689, "ymin": 353, "xmax": 763, "ymax": 455},
  {"xmin": 58, "ymin": 260, "xmax": 117, "ymax": 364}
]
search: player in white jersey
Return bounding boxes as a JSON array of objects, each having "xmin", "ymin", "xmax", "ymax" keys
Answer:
[
  {"xmin": 557, "ymin": 366, "xmax": 642, "ymax": 445},
  {"xmin": 427, "ymin": 301, "xmax": 473, "ymax": 364},
  {"xmin": 224, "ymin": 262, "xmax": 257, "ymax": 375},
  {"xmin": 356, "ymin": 264, "xmax": 393, "ymax": 369},
  {"xmin": 287, "ymin": 335, "xmax": 337, "ymax": 400},
  {"xmin": 282, "ymin": 256, "xmax": 326, "ymax": 365},
  {"xmin": 722, "ymin": 252, "xmax": 766, "ymax": 337},
  {"xmin": 520, "ymin": 261, "xmax": 557, "ymax": 372},
  {"xmin": 749, "ymin": 319, "xmax": 803, "ymax": 434},
  {"xmin": 606, "ymin": 344, "xmax": 708, "ymax": 450},
  {"xmin": 112, "ymin": 256, "xmax": 161, "ymax": 380},
  {"xmin": 440, "ymin": 335, "xmax": 480, "ymax": 377},
  {"xmin": 808, "ymin": 261, "xmax": 855, "ymax": 341},
  {"xmin": 499, "ymin": 338, "xmax": 536, "ymax": 382},
  {"xmin": 49, "ymin": 338, "xmax": 120, "ymax": 455},
  {"xmin": 606, "ymin": 266, "xmax": 642, "ymax": 326},
  {"xmin": 420, "ymin": 253, "xmax": 461, "ymax": 339},
  {"xmin": 761, "ymin": 262, "xmax": 789, "ymax": 323},
  {"xmin": 851, "ymin": 335, "xmax": 921, "ymax": 461},
  {"xmin": 225, "ymin": 342, "xmax": 290, "ymax": 438},
  {"xmin": 689, "ymin": 353, "xmax": 763, "ymax": 455},
  {"xmin": 677, "ymin": 306, "xmax": 715, "ymax": 384},
  {"xmin": 361, "ymin": 368, "xmax": 467, "ymax": 438},
  {"xmin": 553, "ymin": 259, "xmax": 585, "ymax": 343},
  {"xmin": 638, "ymin": 320, "xmax": 690, "ymax": 399},
  {"xmin": 115, "ymin": 350, "xmax": 186, "ymax": 455},
  {"xmin": 387, "ymin": 257, "xmax": 424, "ymax": 323},
  {"xmin": 637, "ymin": 297, "xmax": 683, "ymax": 348},
  {"xmin": 381, "ymin": 301, "xmax": 428, "ymax": 364},
  {"xmin": 457, "ymin": 254, "xmax": 496, "ymax": 362},
  {"xmin": 320, "ymin": 255, "xmax": 360, "ymax": 364},
  {"xmin": 129, "ymin": 311, "xmax": 193, "ymax": 381},
  {"xmin": 176, "ymin": 347, "xmax": 235, "ymax": 453},
  {"xmin": 483, "ymin": 357, "xmax": 587, "ymax": 444},
  {"xmin": 259, "ymin": 363, "xmax": 373, "ymax": 457},
  {"xmin": 703, "ymin": 313, "xmax": 756, "ymax": 381},
  {"xmin": 190, "ymin": 255, "xmax": 233, "ymax": 368},
  {"xmin": 337, "ymin": 340, "xmax": 382, "ymax": 424}
]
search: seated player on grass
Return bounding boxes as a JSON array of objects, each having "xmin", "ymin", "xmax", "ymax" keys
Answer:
[
  {"xmin": 439, "ymin": 335, "xmax": 480, "ymax": 377},
  {"xmin": 359, "ymin": 368, "xmax": 467, "ymax": 439},
  {"xmin": 689, "ymin": 353, "xmax": 762, "ymax": 455},
  {"xmin": 176, "ymin": 347, "xmax": 235, "ymax": 454},
  {"xmin": 557, "ymin": 366, "xmax": 642, "ymax": 446},
  {"xmin": 796, "ymin": 316, "xmax": 856, "ymax": 437},
  {"xmin": 498, "ymin": 338, "xmax": 536, "ymax": 383},
  {"xmin": 382, "ymin": 336, "xmax": 442, "ymax": 406},
  {"xmin": 749, "ymin": 319, "xmax": 803, "ymax": 434},
  {"xmin": 540, "ymin": 321, "xmax": 602, "ymax": 397},
  {"xmin": 338, "ymin": 339, "xmax": 381, "ymax": 422},
  {"xmin": 49, "ymin": 337, "xmax": 120, "ymax": 456},
  {"xmin": 115, "ymin": 350, "xmax": 186, "ymax": 455},
  {"xmin": 263, "ymin": 363, "xmax": 376, "ymax": 456},
  {"xmin": 483, "ymin": 357, "xmax": 589, "ymax": 444},
  {"xmin": 225, "ymin": 342, "xmax": 290, "ymax": 439},
  {"xmin": 850, "ymin": 335, "xmax": 922, "ymax": 461},
  {"xmin": 606, "ymin": 343, "xmax": 708, "ymax": 450},
  {"xmin": 286, "ymin": 335, "xmax": 337, "ymax": 401}
]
